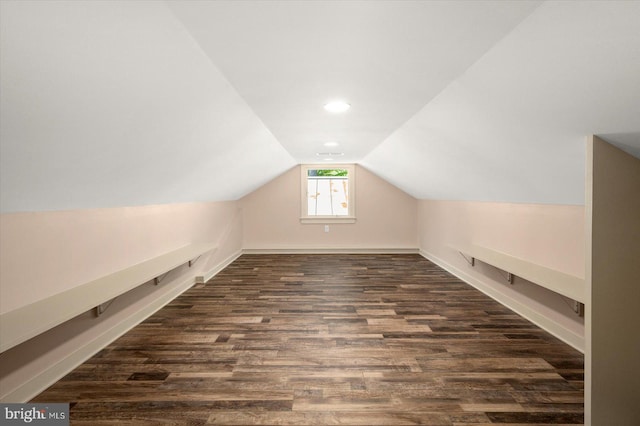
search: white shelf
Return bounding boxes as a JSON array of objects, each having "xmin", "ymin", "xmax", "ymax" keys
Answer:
[
  {"xmin": 455, "ymin": 244, "xmax": 585, "ymax": 303},
  {"xmin": 0, "ymin": 243, "xmax": 217, "ymax": 353}
]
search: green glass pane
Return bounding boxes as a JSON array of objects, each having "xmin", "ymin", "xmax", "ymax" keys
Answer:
[{"xmin": 308, "ymin": 169, "xmax": 348, "ymax": 177}]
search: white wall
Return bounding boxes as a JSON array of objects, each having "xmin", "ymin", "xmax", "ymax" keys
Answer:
[
  {"xmin": 0, "ymin": 201, "xmax": 243, "ymax": 402},
  {"xmin": 586, "ymin": 136, "xmax": 640, "ymax": 425},
  {"xmin": 0, "ymin": 175, "xmax": 594, "ymax": 403},
  {"xmin": 418, "ymin": 200, "xmax": 585, "ymax": 351},
  {"xmin": 240, "ymin": 165, "xmax": 418, "ymax": 251}
]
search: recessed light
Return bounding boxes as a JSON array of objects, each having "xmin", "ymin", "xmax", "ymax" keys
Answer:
[
  {"xmin": 316, "ymin": 152, "xmax": 344, "ymax": 157},
  {"xmin": 323, "ymin": 141, "xmax": 339, "ymax": 147},
  {"xmin": 323, "ymin": 158, "xmax": 334, "ymax": 161},
  {"xmin": 324, "ymin": 101, "xmax": 350, "ymax": 113}
]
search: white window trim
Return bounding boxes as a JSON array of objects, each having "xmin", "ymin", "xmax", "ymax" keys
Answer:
[{"xmin": 300, "ymin": 164, "xmax": 356, "ymax": 224}]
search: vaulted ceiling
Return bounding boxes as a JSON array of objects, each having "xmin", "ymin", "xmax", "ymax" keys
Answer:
[
  {"xmin": 1, "ymin": 1, "xmax": 639, "ymax": 213},
  {"xmin": 166, "ymin": 0, "xmax": 541, "ymax": 163}
]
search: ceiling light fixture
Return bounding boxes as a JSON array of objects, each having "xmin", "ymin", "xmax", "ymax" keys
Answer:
[
  {"xmin": 316, "ymin": 152, "xmax": 344, "ymax": 157},
  {"xmin": 324, "ymin": 101, "xmax": 350, "ymax": 113},
  {"xmin": 323, "ymin": 141, "xmax": 339, "ymax": 147}
]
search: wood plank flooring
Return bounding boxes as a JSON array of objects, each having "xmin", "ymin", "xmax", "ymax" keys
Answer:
[{"xmin": 32, "ymin": 254, "xmax": 584, "ymax": 425}]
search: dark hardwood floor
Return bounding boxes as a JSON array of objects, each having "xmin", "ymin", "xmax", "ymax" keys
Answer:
[{"xmin": 33, "ymin": 254, "xmax": 584, "ymax": 425}]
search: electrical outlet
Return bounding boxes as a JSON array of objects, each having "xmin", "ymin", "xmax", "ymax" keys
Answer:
[{"xmin": 324, "ymin": 225, "xmax": 330, "ymax": 233}]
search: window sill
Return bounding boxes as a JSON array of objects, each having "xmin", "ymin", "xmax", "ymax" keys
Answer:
[{"xmin": 300, "ymin": 217, "xmax": 357, "ymax": 224}]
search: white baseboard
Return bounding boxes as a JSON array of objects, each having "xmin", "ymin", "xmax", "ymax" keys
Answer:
[
  {"xmin": 419, "ymin": 249, "xmax": 585, "ymax": 353},
  {"xmin": 242, "ymin": 247, "xmax": 419, "ymax": 255},
  {"xmin": 2, "ymin": 253, "xmax": 239, "ymax": 403},
  {"xmin": 200, "ymin": 249, "xmax": 243, "ymax": 283},
  {"xmin": 5, "ymin": 247, "xmax": 582, "ymax": 403}
]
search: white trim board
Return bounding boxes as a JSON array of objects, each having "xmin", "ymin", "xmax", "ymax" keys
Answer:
[
  {"xmin": 198, "ymin": 249, "xmax": 243, "ymax": 283},
  {"xmin": 1, "ymin": 252, "xmax": 239, "ymax": 403},
  {"xmin": 1, "ymin": 276, "xmax": 197, "ymax": 403},
  {"xmin": 242, "ymin": 247, "xmax": 420, "ymax": 255},
  {"xmin": 3, "ymin": 247, "xmax": 581, "ymax": 402},
  {"xmin": 0, "ymin": 243, "xmax": 217, "ymax": 353},
  {"xmin": 453, "ymin": 243, "xmax": 585, "ymax": 303},
  {"xmin": 419, "ymin": 249, "xmax": 585, "ymax": 353}
]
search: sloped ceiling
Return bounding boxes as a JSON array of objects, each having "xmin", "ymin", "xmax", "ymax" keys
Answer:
[
  {"xmin": 363, "ymin": 1, "xmax": 640, "ymax": 204},
  {"xmin": 1, "ymin": 1, "xmax": 639, "ymax": 213},
  {"xmin": 166, "ymin": 0, "xmax": 541, "ymax": 163},
  {"xmin": 0, "ymin": 1, "xmax": 295, "ymax": 213}
]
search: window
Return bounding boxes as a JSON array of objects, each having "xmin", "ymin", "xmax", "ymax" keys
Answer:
[{"xmin": 300, "ymin": 164, "xmax": 355, "ymax": 223}]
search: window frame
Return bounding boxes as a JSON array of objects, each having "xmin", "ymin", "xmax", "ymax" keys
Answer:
[{"xmin": 300, "ymin": 164, "xmax": 356, "ymax": 224}]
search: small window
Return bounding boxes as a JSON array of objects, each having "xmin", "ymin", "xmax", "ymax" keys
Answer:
[{"xmin": 300, "ymin": 164, "xmax": 355, "ymax": 223}]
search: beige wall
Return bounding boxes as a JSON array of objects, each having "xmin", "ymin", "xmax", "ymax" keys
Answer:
[
  {"xmin": 0, "ymin": 164, "xmax": 600, "ymax": 403},
  {"xmin": 418, "ymin": 200, "xmax": 586, "ymax": 350},
  {"xmin": 240, "ymin": 165, "xmax": 418, "ymax": 251},
  {"xmin": 586, "ymin": 136, "xmax": 640, "ymax": 425},
  {"xmin": 0, "ymin": 201, "xmax": 243, "ymax": 401}
]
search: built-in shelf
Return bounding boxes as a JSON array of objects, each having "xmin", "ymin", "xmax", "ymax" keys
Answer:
[
  {"xmin": 454, "ymin": 244, "xmax": 585, "ymax": 304},
  {"xmin": 0, "ymin": 243, "xmax": 217, "ymax": 353}
]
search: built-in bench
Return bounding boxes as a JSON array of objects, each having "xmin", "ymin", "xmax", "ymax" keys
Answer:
[
  {"xmin": 454, "ymin": 244, "xmax": 585, "ymax": 308},
  {"xmin": 0, "ymin": 243, "xmax": 217, "ymax": 353}
]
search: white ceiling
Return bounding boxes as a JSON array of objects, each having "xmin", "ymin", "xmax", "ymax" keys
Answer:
[
  {"xmin": 167, "ymin": 0, "xmax": 542, "ymax": 163},
  {"xmin": 0, "ymin": 1, "xmax": 295, "ymax": 213},
  {"xmin": 1, "ymin": 1, "xmax": 639, "ymax": 213},
  {"xmin": 364, "ymin": 0, "xmax": 640, "ymax": 204}
]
